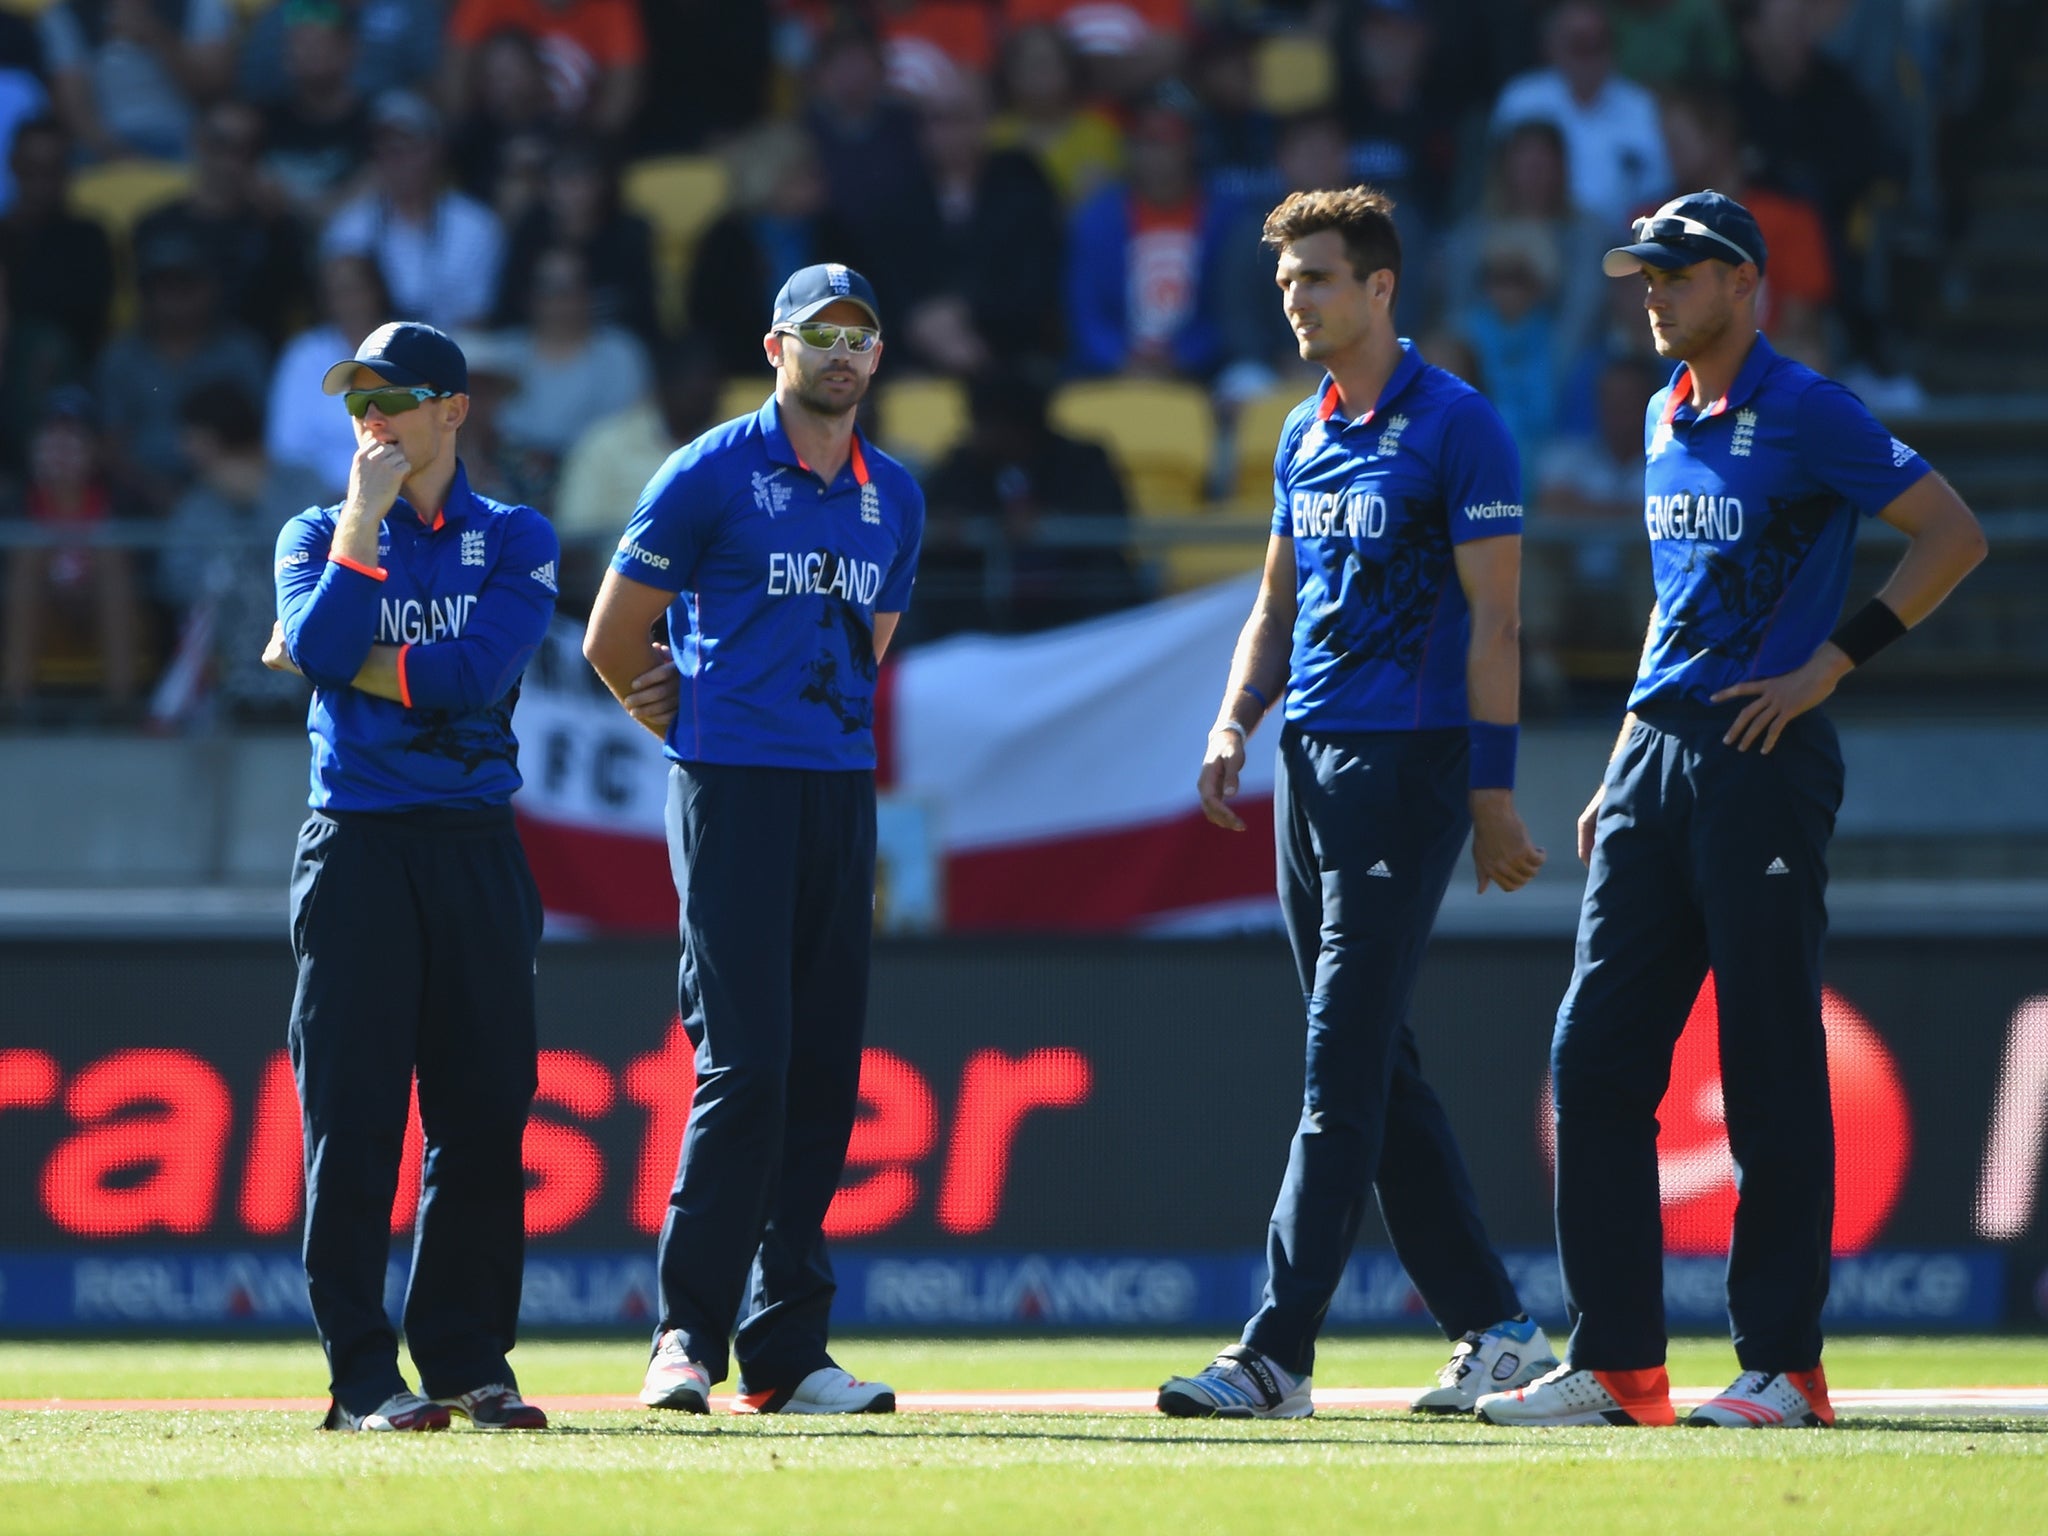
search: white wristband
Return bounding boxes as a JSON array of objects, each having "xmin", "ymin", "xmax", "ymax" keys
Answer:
[{"xmin": 1213, "ymin": 719, "xmax": 1247, "ymax": 742}]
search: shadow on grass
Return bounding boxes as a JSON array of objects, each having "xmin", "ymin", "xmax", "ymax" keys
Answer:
[{"xmin": 535, "ymin": 1418, "xmax": 1573, "ymax": 1452}]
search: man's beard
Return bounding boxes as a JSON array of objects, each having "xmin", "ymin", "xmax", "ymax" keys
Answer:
[{"xmin": 792, "ymin": 366, "xmax": 871, "ymax": 418}]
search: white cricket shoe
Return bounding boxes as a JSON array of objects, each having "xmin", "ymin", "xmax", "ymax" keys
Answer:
[
  {"xmin": 1686, "ymin": 1367, "xmax": 1835, "ymax": 1428},
  {"xmin": 735, "ymin": 1366, "xmax": 896, "ymax": 1414},
  {"xmin": 1411, "ymin": 1317, "xmax": 1559, "ymax": 1413},
  {"xmin": 323, "ymin": 1389, "xmax": 451, "ymax": 1432},
  {"xmin": 641, "ymin": 1330, "xmax": 712, "ymax": 1412},
  {"xmin": 1475, "ymin": 1362, "xmax": 1677, "ymax": 1427},
  {"xmin": 1157, "ymin": 1345, "xmax": 1314, "ymax": 1419}
]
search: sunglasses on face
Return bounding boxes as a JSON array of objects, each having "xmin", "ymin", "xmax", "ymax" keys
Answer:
[
  {"xmin": 343, "ymin": 386, "xmax": 451, "ymax": 418},
  {"xmin": 778, "ymin": 321, "xmax": 880, "ymax": 354}
]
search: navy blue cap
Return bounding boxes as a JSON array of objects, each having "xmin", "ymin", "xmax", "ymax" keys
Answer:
[
  {"xmin": 320, "ymin": 321, "xmax": 469, "ymax": 396},
  {"xmin": 771, "ymin": 263, "xmax": 881, "ymax": 331},
  {"xmin": 1602, "ymin": 190, "xmax": 1768, "ymax": 278}
]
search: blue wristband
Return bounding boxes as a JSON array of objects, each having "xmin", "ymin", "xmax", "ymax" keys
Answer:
[
  {"xmin": 1240, "ymin": 682, "xmax": 1270, "ymax": 710},
  {"xmin": 1468, "ymin": 721, "xmax": 1517, "ymax": 790}
]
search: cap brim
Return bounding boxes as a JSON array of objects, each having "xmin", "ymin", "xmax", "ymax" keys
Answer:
[
  {"xmin": 320, "ymin": 357, "xmax": 432, "ymax": 394},
  {"xmin": 1601, "ymin": 241, "xmax": 1709, "ymax": 277},
  {"xmin": 782, "ymin": 296, "xmax": 880, "ymax": 329}
]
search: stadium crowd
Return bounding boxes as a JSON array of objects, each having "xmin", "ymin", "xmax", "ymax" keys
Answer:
[{"xmin": 0, "ymin": 0, "xmax": 2016, "ymax": 720}]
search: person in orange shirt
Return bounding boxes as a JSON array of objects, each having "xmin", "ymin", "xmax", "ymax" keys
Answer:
[{"xmin": 443, "ymin": 0, "xmax": 647, "ymax": 137}]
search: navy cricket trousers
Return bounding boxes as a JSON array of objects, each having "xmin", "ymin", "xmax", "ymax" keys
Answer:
[
  {"xmin": 1552, "ymin": 706, "xmax": 1843, "ymax": 1372},
  {"xmin": 654, "ymin": 761, "xmax": 876, "ymax": 1390},
  {"xmin": 1243, "ymin": 724, "xmax": 1522, "ymax": 1377},
  {"xmin": 288, "ymin": 806, "xmax": 542, "ymax": 1417}
]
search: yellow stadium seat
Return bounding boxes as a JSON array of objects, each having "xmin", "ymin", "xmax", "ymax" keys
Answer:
[
  {"xmin": 1255, "ymin": 34, "xmax": 1335, "ymax": 116},
  {"xmin": 1231, "ymin": 386, "xmax": 1310, "ymax": 512},
  {"xmin": 1049, "ymin": 379, "xmax": 1258, "ymax": 592},
  {"xmin": 69, "ymin": 159, "xmax": 191, "ymax": 243},
  {"xmin": 877, "ymin": 377, "xmax": 968, "ymax": 471},
  {"xmin": 718, "ymin": 377, "xmax": 771, "ymax": 425},
  {"xmin": 621, "ymin": 155, "xmax": 729, "ymax": 333}
]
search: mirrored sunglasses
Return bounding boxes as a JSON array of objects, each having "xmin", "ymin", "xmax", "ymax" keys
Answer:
[
  {"xmin": 1631, "ymin": 214, "xmax": 1755, "ymax": 268},
  {"xmin": 779, "ymin": 321, "xmax": 880, "ymax": 354},
  {"xmin": 343, "ymin": 386, "xmax": 451, "ymax": 419}
]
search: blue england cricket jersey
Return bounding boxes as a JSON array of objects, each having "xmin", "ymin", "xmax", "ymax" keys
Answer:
[
  {"xmin": 612, "ymin": 397, "xmax": 925, "ymax": 771},
  {"xmin": 1632, "ymin": 335, "xmax": 1932, "ymax": 711},
  {"xmin": 276, "ymin": 463, "xmax": 560, "ymax": 811},
  {"xmin": 1272, "ymin": 340, "xmax": 1524, "ymax": 732}
]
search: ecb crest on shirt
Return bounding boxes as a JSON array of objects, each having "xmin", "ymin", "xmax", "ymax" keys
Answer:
[{"xmin": 860, "ymin": 481, "xmax": 881, "ymax": 525}]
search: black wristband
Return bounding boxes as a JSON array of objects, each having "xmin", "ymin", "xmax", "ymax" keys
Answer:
[{"xmin": 1829, "ymin": 599, "xmax": 1907, "ymax": 668}]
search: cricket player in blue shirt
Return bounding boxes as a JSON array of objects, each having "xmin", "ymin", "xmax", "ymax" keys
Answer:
[
  {"xmin": 263, "ymin": 322, "xmax": 559, "ymax": 1431},
  {"xmin": 582, "ymin": 264, "xmax": 923, "ymax": 1415},
  {"xmin": 1477, "ymin": 193, "xmax": 1986, "ymax": 1430},
  {"xmin": 1159, "ymin": 188, "xmax": 1554, "ymax": 1419}
]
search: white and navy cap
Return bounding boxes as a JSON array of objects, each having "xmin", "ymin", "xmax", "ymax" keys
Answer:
[
  {"xmin": 1602, "ymin": 190, "xmax": 1769, "ymax": 278},
  {"xmin": 771, "ymin": 262, "xmax": 881, "ymax": 331}
]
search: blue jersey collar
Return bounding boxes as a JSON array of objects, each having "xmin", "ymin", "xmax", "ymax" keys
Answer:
[
  {"xmin": 1661, "ymin": 332, "xmax": 1777, "ymax": 426},
  {"xmin": 1316, "ymin": 338, "xmax": 1425, "ymax": 429},
  {"xmin": 757, "ymin": 395, "xmax": 873, "ymax": 487},
  {"xmin": 391, "ymin": 459, "xmax": 476, "ymax": 531}
]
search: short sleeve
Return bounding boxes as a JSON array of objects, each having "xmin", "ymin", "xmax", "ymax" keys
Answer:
[
  {"xmin": 1268, "ymin": 410, "xmax": 1305, "ymax": 538},
  {"xmin": 879, "ymin": 479, "xmax": 925, "ymax": 612},
  {"xmin": 611, "ymin": 447, "xmax": 716, "ymax": 591},
  {"xmin": 1795, "ymin": 381, "xmax": 1931, "ymax": 518},
  {"xmin": 1440, "ymin": 394, "xmax": 1525, "ymax": 543}
]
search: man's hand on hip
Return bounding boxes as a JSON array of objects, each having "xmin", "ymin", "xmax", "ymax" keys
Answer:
[
  {"xmin": 1472, "ymin": 789, "xmax": 1545, "ymax": 893},
  {"xmin": 1197, "ymin": 728, "xmax": 1249, "ymax": 831}
]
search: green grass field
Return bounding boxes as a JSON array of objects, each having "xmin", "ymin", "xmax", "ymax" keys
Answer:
[{"xmin": 4, "ymin": 1338, "xmax": 2046, "ymax": 1535}]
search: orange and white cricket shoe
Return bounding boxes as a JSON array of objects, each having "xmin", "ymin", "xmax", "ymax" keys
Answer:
[
  {"xmin": 1475, "ymin": 1363, "xmax": 1677, "ymax": 1426},
  {"xmin": 1685, "ymin": 1367, "xmax": 1834, "ymax": 1428},
  {"xmin": 734, "ymin": 1366, "xmax": 896, "ymax": 1415}
]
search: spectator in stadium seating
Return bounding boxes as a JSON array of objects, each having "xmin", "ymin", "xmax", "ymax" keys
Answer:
[
  {"xmin": 861, "ymin": 0, "xmax": 1001, "ymax": 104},
  {"xmin": 1418, "ymin": 324, "xmax": 1484, "ymax": 390},
  {"xmin": 552, "ymin": 333, "xmax": 721, "ymax": 605},
  {"xmin": 988, "ymin": 23, "xmax": 1122, "ymax": 206},
  {"xmin": 628, "ymin": 0, "xmax": 770, "ymax": 154},
  {"xmin": 1, "ymin": 388, "xmax": 141, "ymax": 713},
  {"xmin": 0, "ymin": 253, "xmax": 83, "ymax": 478},
  {"xmin": 95, "ymin": 226, "xmax": 269, "ymax": 512},
  {"xmin": 1065, "ymin": 100, "xmax": 1237, "ymax": 379},
  {"xmin": 1534, "ymin": 348, "xmax": 1653, "ymax": 520},
  {"xmin": 688, "ymin": 122, "xmax": 868, "ymax": 378},
  {"xmin": 918, "ymin": 366, "xmax": 1138, "ymax": 639},
  {"xmin": 1336, "ymin": 0, "xmax": 1463, "ymax": 228},
  {"xmin": 0, "ymin": 117, "xmax": 114, "ymax": 362},
  {"xmin": 1455, "ymin": 220, "xmax": 1562, "ymax": 470},
  {"xmin": 802, "ymin": 18, "xmax": 931, "ymax": 325},
  {"xmin": 136, "ymin": 101, "xmax": 311, "ymax": 353},
  {"xmin": 1732, "ymin": 0, "xmax": 1895, "ymax": 249},
  {"xmin": 492, "ymin": 137, "xmax": 656, "ymax": 340},
  {"xmin": 0, "ymin": 14, "xmax": 51, "ymax": 217},
  {"xmin": 1443, "ymin": 120, "xmax": 1606, "ymax": 386},
  {"xmin": 1656, "ymin": 85, "xmax": 1833, "ymax": 368},
  {"xmin": 1491, "ymin": 0, "xmax": 1671, "ymax": 226},
  {"xmin": 238, "ymin": 0, "xmax": 442, "ymax": 108},
  {"xmin": 156, "ymin": 383, "xmax": 325, "ymax": 719},
  {"xmin": 268, "ymin": 252, "xmax": 390, "ymax": 498},
  {"xmin": 320, "ymin": 91, "xmax": 504, "ymax": 329},
  {"xmin": 39, "ymin": 0, "xmax": 235, "ymax": 162},
  {"xmin": 1607, "ymin": 0, "xmax": 1736, "ymax": 87},
  {"xmin": 259, "ymin": 1, "xmax": 373, "ymax": 219},
  {"xmin": 444, "ymin": 0, "xmax": 647, "ymax": 140},
  {"xmin": 447, "ymin": 26, "xmax": 554, "ymax": 205},
  {"xmin": 1004, "ymin": 0, "xmax": 1188, "ymax": 102},
  {"xmin": 902, "ymin": 69, "xmax": 1064, "ymax": 377},
  {"xmin": 1189, "ymin": 22, "xmax": 1277, "ymax": 204},
  {"xmin": 493, "ymin": 244, "xmax": 651, "ymax": 459}
]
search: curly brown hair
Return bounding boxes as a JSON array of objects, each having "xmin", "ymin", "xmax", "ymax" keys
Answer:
[{"xmin": 1261, "ymin": 186, "xmax": 1402, "ymax": 286}]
